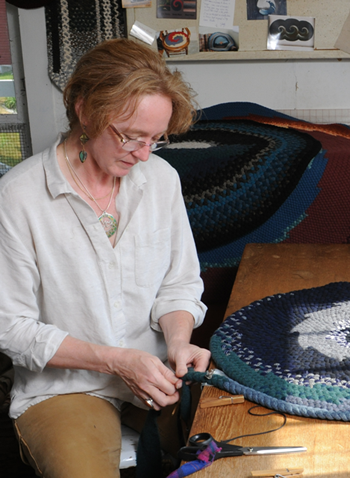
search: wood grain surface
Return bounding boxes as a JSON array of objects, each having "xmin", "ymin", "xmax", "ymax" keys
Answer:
[{"xmin": 189, "ymin": 244, "xmax": 350, "ymax": 478}]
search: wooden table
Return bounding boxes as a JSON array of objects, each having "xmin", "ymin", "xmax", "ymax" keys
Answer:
[{"xmin": 190, "ymin": 244, "xmax": 350, "ymax": 478}]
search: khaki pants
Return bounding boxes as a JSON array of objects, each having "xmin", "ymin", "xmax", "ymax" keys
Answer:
[{"xmin": 13, "ymin": 390, "xmax": 198, "ymax": 478}]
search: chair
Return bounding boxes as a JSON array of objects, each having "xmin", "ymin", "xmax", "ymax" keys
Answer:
[{"xmin": 120, "ymin": 425, "xmax": 139, "ymax": 469}]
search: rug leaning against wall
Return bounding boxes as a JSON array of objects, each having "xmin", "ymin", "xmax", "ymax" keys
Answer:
[{"xmin": 45, "ymin": 0, "xmax": 126, "ymax": 92}]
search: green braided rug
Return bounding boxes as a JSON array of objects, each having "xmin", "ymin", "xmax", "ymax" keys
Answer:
[{"xmin": 187, "ymin": 282, "xmax": 350, "ymax": 421}]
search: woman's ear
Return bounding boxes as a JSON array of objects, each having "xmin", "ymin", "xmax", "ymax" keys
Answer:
[{"xmin": 75, "ymin": 98, "xmax": 86, "ymax": 126}]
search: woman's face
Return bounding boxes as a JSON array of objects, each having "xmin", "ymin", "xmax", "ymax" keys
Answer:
[{"xmin": 84, "ymin": 94, "xmax": 173, "ymax": 178}]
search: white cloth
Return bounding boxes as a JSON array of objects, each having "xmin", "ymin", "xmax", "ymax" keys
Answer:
[{"xmin": 0, "ymin": 136, "xmax": 206, "ymax": 419}]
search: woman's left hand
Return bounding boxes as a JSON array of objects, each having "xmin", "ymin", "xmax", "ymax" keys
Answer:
[
  {"xmin": 159, "ymin": 310, "xmax": 211, "ymax": 384},
  {"xmin": 167, "ymin": 341, "xmax": 211, "ymax": 380}
]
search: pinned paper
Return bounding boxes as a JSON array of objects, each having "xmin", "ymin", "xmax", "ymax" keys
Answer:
[
  {"xmin": 335, "ymin": 11, "xmax": 350, "ymax": 54},
  {"xmin": 122, "ymin": 0, "xmax": 151, "ymax": 7},
  {"xmin": 199, "ymin": 0, "xmax": 235, "ymax": 29},
  {"xmin": 129, "ymin": 21, "xmax": 157, "ymax": 45}
]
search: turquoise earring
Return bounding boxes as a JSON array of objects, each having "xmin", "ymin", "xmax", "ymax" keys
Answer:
[{"xmin": 79, "ymin": 129, "xmax": 89, "ymax": 163}]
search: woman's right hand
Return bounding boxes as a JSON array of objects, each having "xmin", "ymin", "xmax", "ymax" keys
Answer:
[
  {"xmin": 106, "ymin": 347, "xmax": 181, "ymax": 410},
  {"xmin": 47, "ymin": 336, "xmax": 181, "ymax": 411}
]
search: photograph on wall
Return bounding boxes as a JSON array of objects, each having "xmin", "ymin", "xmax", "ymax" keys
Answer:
[
  {"xmin": 157, "ymin": 0, "xmax": 197, "ymax": 19},
  {"xmin": 129, "ymin": 21, "xmax": 157, "ymax": 45},
  {"xmin": 199, "ymin": 27, "xmax": 239, "ymax": 52},
  {"xmin": 267, "ymin": 15, "xmax": 315, "ymax": 51},
  {"xmin": 247, "ymin": 0, "xmax": 287, "ymax": 20},
  {"xmin": 122, "ymin": 0, "xmax": 151, "ymax": 7},
  {"xmin": 157, "ymin": 27, "xmax": 199, "ymax": 56}
]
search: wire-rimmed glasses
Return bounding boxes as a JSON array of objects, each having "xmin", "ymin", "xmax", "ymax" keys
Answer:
[{"xmin": 109, "ymin": 125, "xmax": 169, "ymax": 152}]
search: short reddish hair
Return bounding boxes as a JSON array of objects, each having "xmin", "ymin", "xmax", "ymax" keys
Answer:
[{"xmin": 63, "ymin": 38, "xmax": 198, "ymax": 138}]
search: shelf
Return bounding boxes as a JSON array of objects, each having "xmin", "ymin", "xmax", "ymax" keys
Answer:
[{"xmin": 126, "ymin": 0, "xmax": 350, "ymax": 62}]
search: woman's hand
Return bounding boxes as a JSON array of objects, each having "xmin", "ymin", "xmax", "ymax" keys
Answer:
[
  {"xmin": 47, "ymin": 336, "xmax": 180, "ymax": 410},
  {"xmin": 166, "ymin": 340, "xmax": 211, "ymax": 379},
  {"xmin": 47, "ymin": 308, "xmax": 212, "ymax": 411},
  {"xmin": 106, "ymin": 347, "xmax": 181, "ymax": 410},
  {"xmin": 159, "ymin": 310, "xmax": 211, "ymax": 380}
]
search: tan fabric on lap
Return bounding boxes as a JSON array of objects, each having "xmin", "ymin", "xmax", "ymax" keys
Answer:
[{"xmin": 14, "ymin": 394, "xmax": 122, "ymax": 478}]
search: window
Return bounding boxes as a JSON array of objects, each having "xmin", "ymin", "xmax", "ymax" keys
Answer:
[{"xmin": 0, "ymin": 0, "xmax": 31, "ymax": 178}]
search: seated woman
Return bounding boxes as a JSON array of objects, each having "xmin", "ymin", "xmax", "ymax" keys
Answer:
[{"xmin": 0, "ymin": 38, "xmax": 210, "ymax": 478}]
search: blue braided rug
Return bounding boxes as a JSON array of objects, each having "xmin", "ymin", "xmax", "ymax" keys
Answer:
[
  {"xmin": 209, "ymin": 282, "xmax": 350, "ymax": 421},
  {"xmin": 156, "ymin": 118, "xmax": 321, "ymax": 253}
]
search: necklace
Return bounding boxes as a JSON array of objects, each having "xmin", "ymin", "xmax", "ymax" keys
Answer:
[
  {"xmin": 66, "ymin": 159, "xmax": 113, "ymax": 200},
  {"xmin": 63, "ymin": 140, "xmax": 118, "ymax": 238}
]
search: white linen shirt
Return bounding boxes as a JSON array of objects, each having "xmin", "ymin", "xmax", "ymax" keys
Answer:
[{"xmin": 0, "ymin": 136, "xmax": 206, "ymax": 419}]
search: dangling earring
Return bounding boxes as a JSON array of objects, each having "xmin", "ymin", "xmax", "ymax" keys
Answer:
[{"xmin": 79, "ymin": 127, "xmax": 89, "ymax": 163}]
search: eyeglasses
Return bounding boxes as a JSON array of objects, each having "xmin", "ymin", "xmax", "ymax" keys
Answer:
[{"xmin": 109, "ymin": 125, "xmax": 169, "ymax": 152}]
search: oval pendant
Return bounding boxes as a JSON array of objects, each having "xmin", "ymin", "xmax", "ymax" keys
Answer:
[{"xmin": 99, "ymin": 212, "xmax": 118, "ymax": 238}]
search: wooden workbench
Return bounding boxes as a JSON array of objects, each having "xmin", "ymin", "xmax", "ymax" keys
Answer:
[{"xmin": 189, "ymin": 243, "xmax": 350, "ymax": 478}]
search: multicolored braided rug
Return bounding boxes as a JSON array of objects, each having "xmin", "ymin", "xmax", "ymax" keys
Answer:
[
  {"xmin": 157, "ymin": 102, "xmax": 350, "ymax": 332},
  {"xmin": 208, "ymin": 282, "xmax": 350, "ymax": 421},
  {"xmin": 159, "ymin": 119, "xmax": 322, "ymax": 254},
  {"xmin": 156, "ymin": 103, "xmax": 350, "ymax": 277}
]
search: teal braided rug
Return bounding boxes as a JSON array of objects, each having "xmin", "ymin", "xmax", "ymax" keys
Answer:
[{"xmin": 205, "ymin": 282, "xmax": 350, "ymax": 421}]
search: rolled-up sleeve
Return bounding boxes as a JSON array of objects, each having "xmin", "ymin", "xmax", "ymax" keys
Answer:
[
  {"xmin": 149, "ymin": 167, "xmax": 207, "ymax": 330},
  {"xmin": 0, "ymin": 163, "xmax": 68, "ymax": 372}
]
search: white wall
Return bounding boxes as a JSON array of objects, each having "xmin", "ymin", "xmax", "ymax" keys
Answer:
[
  {"xmin": 172, "ymin": 59, "xmax": 350, "ymax": 112},
  {"xmin": 17, "ymin": 7, "xmax": 350, "ymax": 155}
]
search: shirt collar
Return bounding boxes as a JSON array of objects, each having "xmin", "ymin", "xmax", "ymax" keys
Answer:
[
  {"xmin": 43, "ymin": 134, "xmax": 148, "ymax": 199},
  {"xmin": 43, "ymin": 134, "xmax": 72, "ymax": 199}
]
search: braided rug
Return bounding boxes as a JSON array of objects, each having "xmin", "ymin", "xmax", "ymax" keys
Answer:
[
  {"xmin": 207, "ymin": 282, "xmax": 350, "ymax": 421},
  {"xmin": 45, "ymin": 0, "xmax": 125, "ymax": 91},
  {"xmin": 157, "ymin": 119, "xmax": 321, "ymax": 254},
  {"xmin": 156, "ymin": 103, "xmax": 350, "ymax": 280}
]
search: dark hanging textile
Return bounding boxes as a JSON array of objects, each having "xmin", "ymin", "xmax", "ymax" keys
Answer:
[
  {"xmin": 6, "ymin": 1, "xmax": 54, "ymax": 7},
  {"xmin": 44, "ymin": 0, "xmax": 126, "ymax": 91}
]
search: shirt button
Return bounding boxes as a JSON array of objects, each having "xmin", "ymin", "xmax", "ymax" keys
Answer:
[
  {"xmin": 114, "ymin": 301, "xmax": 120, "ymax": 308},
  {"xmin": 109, "ymin": 262, "xmax": 115, "ymax": 269},
  {"xmin": 118, "ymin": 340, "xmax": 125, "ymax": 347}
]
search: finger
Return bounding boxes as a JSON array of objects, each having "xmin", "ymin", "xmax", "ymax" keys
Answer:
[
  {"xmin": 174, "ymin": 349, "xmax": 211, "ymax": 378},
  {"xmin": 142, "ymin": 396, "xmax": 161, "ymax": 411},
  {"xmin": 175, "ymin": 362, "xmax": 189, "ymax": 379},
  {"xmin": 174, "ymin": 353, "xmax": 196, "ymax": 378},
  {"xmin": 161, "ymin": 365, "xmax": 179, "ymax": 385},
  {"xmin": 152, "ymin": 364, "xmax": 179, "ymax": 396},
  {"xmin": 133, "ymin": 362, "xmax": 180, "ymax": 404},
  {"xmin": 142, "ymin": 387, "xmax": 180, "ymax": 409},
  {"xmin": 192, "ymin": 350, "xmax": 211, "ymax": 372},
  {"xmin": 171, "ymin": 352, "xmax": 191, "ymax": 378}
]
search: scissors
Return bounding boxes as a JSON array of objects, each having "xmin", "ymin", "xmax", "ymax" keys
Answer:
[{"xmin": 179, "ymin": 433, "xmax": 307, "ymax": 462}]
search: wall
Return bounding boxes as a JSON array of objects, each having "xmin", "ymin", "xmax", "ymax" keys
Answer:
[
  {"xmin": 0, "ymin": 0, "xmax": 11, "ymax": 65},
  {"xmin": 16, "ymin": 7, "xmax": 350, "ymax": 155}
]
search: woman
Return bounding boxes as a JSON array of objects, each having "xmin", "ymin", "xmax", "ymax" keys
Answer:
[{"xmin": 0, "ymin": 38, "xmax": 210, "ymax": 477}]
